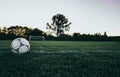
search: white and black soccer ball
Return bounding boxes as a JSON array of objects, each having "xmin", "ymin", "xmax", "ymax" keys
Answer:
[{"xmin": 10, "ymin": 38, "xmax": 30, "ymax": 54}]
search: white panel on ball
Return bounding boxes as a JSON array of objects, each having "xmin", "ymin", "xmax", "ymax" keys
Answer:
[
  {"xmin": 19, "ymin": 46, "xmax": 29, "ymax": 53},
  {"xmin": 21, "ymin": 38, "xmax": 29, "ymax": 45},
  {"xmin": 11, "ymin": 39, "xmax": 20, "ymax": 49}
]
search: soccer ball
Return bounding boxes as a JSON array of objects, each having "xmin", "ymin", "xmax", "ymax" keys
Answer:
[{"xmin": 10, "ymin": 38, "xmax": 30, "ymax": 54}]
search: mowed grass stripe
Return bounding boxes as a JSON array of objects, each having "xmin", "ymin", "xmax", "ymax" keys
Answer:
[
  {"xmin": 30, "ymin": 41, "xmax": 120, "ymax": 52},
  {"xmin": 0, "ymin": 40, "xmax": 120, "ymax": 52}
]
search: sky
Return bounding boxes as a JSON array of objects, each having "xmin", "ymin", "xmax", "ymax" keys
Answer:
[{"xmin": 0, "ymin": 0, "xmax": 120, "ymax": 36}]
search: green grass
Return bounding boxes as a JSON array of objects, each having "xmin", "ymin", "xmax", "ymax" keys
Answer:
[{"xmin": 0, "ymin": 40, "xmax": 120, "ymax": 77}]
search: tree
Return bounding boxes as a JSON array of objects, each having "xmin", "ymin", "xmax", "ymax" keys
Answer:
[
  {"xmin": 94, "ymin": 33, "xmax": 101, "ymax": 36},
  {"xmin": 28, "ymin": 28, "xmax": 44, "ymax": 36},
  {"xmin": 73, "ymin": 32, "xmax": 80, "ymax": 38},
  {"xmin": 0, "ymin": 27, "xmax": 1, "ymax": 33},
  {"xmin": 8, "ymin": 25, "xmax": 30, "ymax": 37},
  {"xmin": 46, "ymin": 14, "xmax": 71, "ymax": 37},
  {"xmin": 2, "ymin": 27, "xmax": 8, "ymax": 34},
  {"xmin": 103, "ymin": 31, "xmax": 107, "ymax": 37}
]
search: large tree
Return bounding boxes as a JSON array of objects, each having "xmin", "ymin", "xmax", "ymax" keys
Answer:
[{"xmin": 46, "ymin": 14, "xmax": 71, "ymax": 36}]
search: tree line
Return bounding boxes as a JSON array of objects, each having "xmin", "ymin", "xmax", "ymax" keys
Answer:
[
  {"xmin": 0, "ymin": 14, "xmax": 120, "ymax": 41},
  {"xmin": 0, "ymin": 26, "xmax": 120, "ymax": 41}
]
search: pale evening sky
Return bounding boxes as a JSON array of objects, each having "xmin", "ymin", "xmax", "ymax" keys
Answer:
[{"xmin": 0, "ymin": 0, "xmax": 120, "ymax": 36}]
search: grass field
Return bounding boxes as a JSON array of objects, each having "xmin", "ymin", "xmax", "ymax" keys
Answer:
[{"xmin": 0, "ymin": 40, "xmax": 120, "ymax": 77}]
